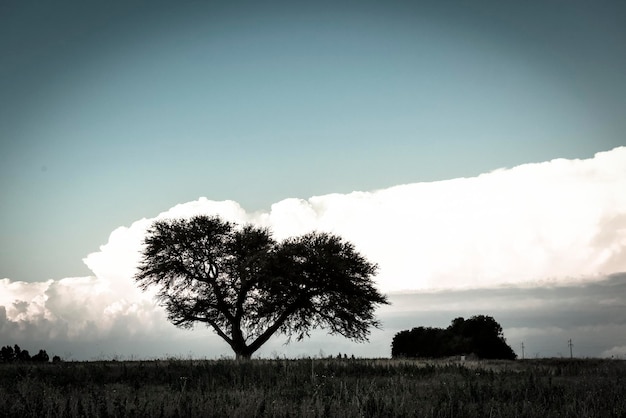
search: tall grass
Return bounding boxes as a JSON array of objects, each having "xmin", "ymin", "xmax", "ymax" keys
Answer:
[{"xmin": 0, "ymin": 358, "xmax": 624, "ymax": 417}]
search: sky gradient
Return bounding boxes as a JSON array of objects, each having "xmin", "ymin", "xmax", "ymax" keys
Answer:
[
  {"xmin": 1, "ymin": 1, "xmax": 625, "ymax": 359},
  {"xmin": 2, "ymin": 0, "xmax": 625, "ymax": 282}
]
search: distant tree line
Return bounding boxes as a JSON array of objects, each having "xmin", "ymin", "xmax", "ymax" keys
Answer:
[
  {"xmin": 392, "ymin": 315, "xmax": 517, "ymax": 360},
  {"xmin": 0, "ymin": 344, "xmax": 61, "ymax": 363}
]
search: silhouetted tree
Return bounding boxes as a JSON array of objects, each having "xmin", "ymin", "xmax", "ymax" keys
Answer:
[
  {"xmin": 31, "ymin": 349, "xmax": 49, "ymax": 362},
  {"xmin": 0, "ymin": 345, "xmax": 15, "ymax": 363},
  {"xmin": 0, "ymin": 345, "xmax": 57, "ymax": 363},
  {"xmin": 455, "ymin": 315, "xmax": 517, "ymax": 359},
  {"xmin": 16, "ymin": 348, "xmax": 31, "ymax": 362},
  {"xmin": 392, "ymin": 326, "xmax": 451, "ymax": 358},
  {"xmin": 392, "ymin": 315, "xmax": 516, "ymax": 360},
  {"xmin": 135, "ymin": 215, "xmax": 389, "ymax": 359}
]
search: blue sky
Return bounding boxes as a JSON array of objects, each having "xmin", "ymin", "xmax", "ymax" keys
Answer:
[
  {"xmin": 2, "ymin": 0, "xmax": 624, "ymax": 282},
  {"xmin": 1, "ymin": 1, "xmax": 626, "ymax": 359}
]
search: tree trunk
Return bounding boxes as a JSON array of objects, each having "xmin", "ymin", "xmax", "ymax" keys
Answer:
[
  {"xmin": 235, "ymin": 351, "xmax": 252, "ymax": 360},
  {"xmin": 232, "ymin": 340, "xmax": 254, "ymax": 360}
]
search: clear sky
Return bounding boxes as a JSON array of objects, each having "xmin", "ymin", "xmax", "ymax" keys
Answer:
[{"xmin": 1, "ymin": 1, "xmax": 625, "ymax": 360}]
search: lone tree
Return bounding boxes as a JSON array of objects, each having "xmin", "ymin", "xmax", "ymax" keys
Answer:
[{"xmin": 135, "ymin": 215, "xmax": 389, "ymax": 359}]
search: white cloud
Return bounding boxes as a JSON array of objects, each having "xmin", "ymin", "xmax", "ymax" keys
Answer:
[
  {"xmin": 275, "ymin": 147, "xmax": 626, "ymax": 291},
  {"xmin": 1, "ymin": 147, "xmax": 625, "ymax": 358},
  {"xmin": 83, "ymin": 146, "xmax": 626, "ymax": 293}
]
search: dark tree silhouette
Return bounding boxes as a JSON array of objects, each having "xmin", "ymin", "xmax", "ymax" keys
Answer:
[
  {"xmin": 392, "ymin": 315, "xmax": 517, "ymax": 360},
  {"xmin": 0, "ymin": 345, "xmax": 15, "ymax": 363},
  {"xmin": 135, "ymin": 215, "xmax": 389, "ymax": 359},
  {"xmin": 450, "ymin": 315, "xmax": 516, "ymax": 359},
  {"xmin": 1, "ymin": 345, "xmax": 50, "ymax": 362},
  {"xmin": 16, "ymin": 348, "xmax": 31, "ymax": 362},
  {"xmin": 31, "ymin": 349, "xmax": 49, "ymax": 362}
]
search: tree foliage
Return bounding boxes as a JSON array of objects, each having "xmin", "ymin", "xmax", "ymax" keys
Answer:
[
  {"xmin": 391, "ymin": 315, "xmax": 517, "ymax": 360},
  {"xmin": 0, "ymin": 345, "xmax": 52, "ymax": 363},
  {"xmin": 135, "ymin": 215, "xmax": 389, "ymax": 359}
]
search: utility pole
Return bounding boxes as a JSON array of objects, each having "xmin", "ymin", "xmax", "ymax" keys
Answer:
[
  {"xmin": 521, "ymin": 342, "xmax": 525, "ymax": 360},
  {"xmin": 568, "ymin": 339, "xmax": 573, "ymax": 359}
]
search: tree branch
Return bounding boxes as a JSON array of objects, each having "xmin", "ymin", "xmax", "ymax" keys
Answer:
[
  {"xmin": 183, "ymin": 315, "xmax": 233, "ymax": 346},
  {"xmin": 176, "ymin": 256, "xmax": 235, "ymax": 323},
  {"xmin": 246, "ymin": 297, "xmax": 305, "ymax": 354}
]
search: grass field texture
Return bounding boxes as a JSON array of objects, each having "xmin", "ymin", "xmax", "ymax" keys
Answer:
[{"xmin": 1, "ymin": 358, "xmax": 624, "ymax": 417}]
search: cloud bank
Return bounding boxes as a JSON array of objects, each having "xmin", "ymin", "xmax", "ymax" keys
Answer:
[{"xmin": 2, "ymin": 147, "xmax": 625, "ymax": 359}]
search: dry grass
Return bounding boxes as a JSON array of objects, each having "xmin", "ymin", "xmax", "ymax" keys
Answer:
[{"xmin": 0, "ymin": 357, "xmax": 624, "ymax": 417}]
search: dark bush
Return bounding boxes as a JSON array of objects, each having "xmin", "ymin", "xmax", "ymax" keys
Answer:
[
  {"xmin": 32, "ymin": 349, "xmax": 50, "ymax": 363},
  {"xmin": 1, "ymin": 345, "xmax": 54, "ymax": 363},
  {"xmin": 392, "ymin": 315, "xmax": 517, "ymax": 360}
]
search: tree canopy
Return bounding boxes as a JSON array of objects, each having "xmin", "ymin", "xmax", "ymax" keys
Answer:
[
  {"xmin": 0, "ymin": 345, "xmax": 53, "ymax": 363},
  {"xmin": 391, "ymin": 315, "xmax": 517, "ymax": 360},
  {"xmin": 135, "ymin": 215, "xmax": 389, "ymax": 359}
]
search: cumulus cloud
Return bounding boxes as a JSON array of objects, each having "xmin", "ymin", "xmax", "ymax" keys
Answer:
[
  {"xmin": 1, "ymin": 147, "xmax": 625, "ymax": 359},
  {"xmin": 84, "ymin": 146, "xmax": 626, "ymax": 293}
]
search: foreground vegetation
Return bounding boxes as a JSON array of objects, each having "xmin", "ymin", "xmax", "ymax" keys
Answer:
[{"xmin": 0, "ymin": 357, "xmax": 624, "ymax": 417}]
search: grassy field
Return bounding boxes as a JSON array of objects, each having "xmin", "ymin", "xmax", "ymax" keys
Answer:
[{"xmin": 0, "ymin": 357, "xmax": 624, "ymax": 417}]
